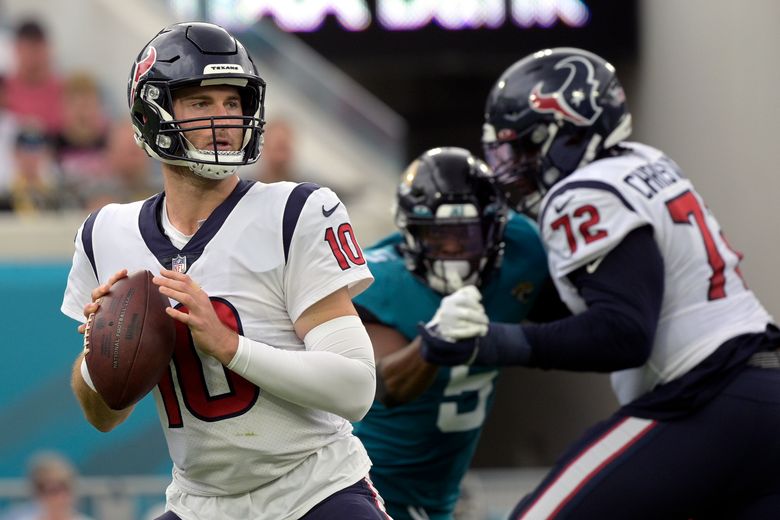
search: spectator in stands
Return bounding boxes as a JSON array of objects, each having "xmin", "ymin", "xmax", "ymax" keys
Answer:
[
  {"xmin": 0, "ymin": 451, "xmax": 93, "ymax": 520},
  {"xmin": 249, "ymin": 117, "xmax": 297, "ymax": 183},
  {"xmin": 0, "ymin": 126, "xmax": 59, "ymax": 213},
  {"xmin": 53, "ymin": 72, "xmax": 110, "ymax": 209},
  {"xmin": 0, "ymin": 75, "xmax": 18, "ymax": 202},
  {"xmin": 81, "ymin": 122, "xmax": 161, "ymax": 211},
  {"xmin": 247, "ymin": 117, "xmax": 362, "ymax": 205},
  {"xmin": 4, "ymin": 19, "xmax": 64, "ymax": 135}
]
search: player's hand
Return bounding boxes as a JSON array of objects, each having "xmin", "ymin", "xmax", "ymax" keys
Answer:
[
  {"xmin": 431, "ymin": 286, "xmax": 489, "ymax": 340},
  {"xmin": 418, "ymin": 323, "xmax": 480, "ymax": 366},
  {"xmin": 153, "ymin": 269, "xmax": 237, "ymax": 364},
  {"xmin": 427, "ymin": 270, "xmax": 467, "ymax": 333},
  {"xmin": 79, "ymin": 269, "xmax": 128, "ymax": 335}
]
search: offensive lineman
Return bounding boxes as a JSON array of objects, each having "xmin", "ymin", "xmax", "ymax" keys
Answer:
[
  {"xmin": 61, "ymin": 22, "xmax": 389, "ymax": 520},
  {"xmin": 352, "ymin": 147, "xmax": 555, "ymax": 519},
  {"xmin": 420, "ymin": 48, "xmax": 780, "ymax": 518}
]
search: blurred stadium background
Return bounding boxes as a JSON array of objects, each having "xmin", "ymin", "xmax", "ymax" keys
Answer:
[{"xmin": 0, "ymin": 1, "xmax": 778, "ymax": 518}]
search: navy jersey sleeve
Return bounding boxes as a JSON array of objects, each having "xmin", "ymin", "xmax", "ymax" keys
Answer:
[
  {"xmin": 523, "ymin": 225, "xmax": 664, "ymax": 371},
  {"xmin": 525, "ymin": 276, "xmax": 572, "ymax": 323}
]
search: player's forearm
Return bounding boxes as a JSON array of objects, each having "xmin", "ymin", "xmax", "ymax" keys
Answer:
[
  {"xmin": 228, "ymin": 316, "xmax": 376, "ymax": 421},
  {"xmin": 524, "ymin": 226, "xmax": 663, "ymax": 371},
  {"xmin": 71, "ymin": 354, "xmax": 133, "ymax": 432},
  {"xmin": 376, "ymin": 338, "xmax": 438, "ymax": 407}
]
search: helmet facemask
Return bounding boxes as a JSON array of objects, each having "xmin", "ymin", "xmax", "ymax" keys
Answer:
[
  {"xmin": 394, "ymin": 148, "xmax": 508, "ymax": 295},
  {"xmin": 483, "ymin": 122, "xmax": 559, "ymax": 217},
  {"xmin": 134, "ymin": 78, "xmax": 265, "ymax": 180},
  {"xmin": 405, "ymin": 205, "xmax": 488, "ymax": 294}
]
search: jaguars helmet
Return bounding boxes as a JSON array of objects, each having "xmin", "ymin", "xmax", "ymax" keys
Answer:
[
  {"xmin": 483, "ymin": 47, "xmax": 632, "ymax": 216},
  {"xmin": 395, "ymin": 147, "xmax": 508, "ymax": 295},
  {"xmin": 128, "ymin": 22, "xmax": 266, "ymax": 179}
]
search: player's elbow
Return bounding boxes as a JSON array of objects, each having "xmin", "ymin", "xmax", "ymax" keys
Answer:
[
  {"xmin": 605, "ymin": 317, "xmax": 655, "ymax": 370},
  {"xmin": 581, "ymin": 303, "xmax": 656, "ymax": 371},
  {"xmin": 338, "ymin": 369, "xmax": 376, "ymax": 421},
  {"xmin": 83, "ymin": 410, "xmax": 123, "ymax": 432},
  {"xmin": 90, "ymin": 418, "xmax": 119, "ymax": 433},
  {"xmin": 79, "ymin": 396, "xmax": 133, "ymax": 433},
  {"xmin": 342, "ymin": 403, "xmax": 372, "ymax": 423}
]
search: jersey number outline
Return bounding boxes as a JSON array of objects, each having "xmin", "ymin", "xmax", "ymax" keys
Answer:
[
  {"xmin": 550, "ymin": 204, "xmax": 608, "ymax": 254},
  {"xmin": 665, "ymin": 190, "xmax": 744, "ymax": 300},
  {"xmin": 324, "ymin": 223, "xmax": 366, "ymax": 270},
  {"xmin": 437, "ymin": 366, "xmax": 498, "ymax": 432},
  {"xmin": 158, "ymin": 298, "xmax": 259, "ymax": 428}
]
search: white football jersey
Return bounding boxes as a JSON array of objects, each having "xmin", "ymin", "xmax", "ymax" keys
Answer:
[
  {"xmin": 62, "ymin": 180, "xmax": 374, "ymax": 518},
  {"xmin": 538, "ymin": 143, "xmax": 774, "ymax": 404}
]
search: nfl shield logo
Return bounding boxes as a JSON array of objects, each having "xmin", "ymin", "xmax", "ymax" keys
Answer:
[{"xmin": 172, "ymin": 254, "xmax": 187, "ymax": 273}]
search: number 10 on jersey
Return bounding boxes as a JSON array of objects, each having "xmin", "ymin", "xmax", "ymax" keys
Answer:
[{"xmin": 324, "ymin": 223, "xmax": 366, "ymax": 270}]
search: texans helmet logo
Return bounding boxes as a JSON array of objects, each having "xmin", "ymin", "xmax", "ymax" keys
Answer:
[
  {"xmin": 529, "ymin": 56, "xmax": 603, "ymax": 126},
  {"xmin": 129, "ymin": 46, "xmax": 157, "ymax": 104}
]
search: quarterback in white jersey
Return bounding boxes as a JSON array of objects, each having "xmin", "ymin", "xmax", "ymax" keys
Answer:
[
  {"xmin": 420, "ymin": 48, "xmax": 780, "ymax": 518},
  {"xmin": 62, "ymin": 22, "xmax": 390, "ymax": 520}
]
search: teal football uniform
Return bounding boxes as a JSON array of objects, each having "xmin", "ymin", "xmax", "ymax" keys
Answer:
[{"xmin": 353, "ymin": 212, "xmax": 549, "ymax": 520}]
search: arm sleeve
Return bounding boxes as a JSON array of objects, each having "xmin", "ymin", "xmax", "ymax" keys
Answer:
[
  {"xmin": 227, "ymin": 315, "xmax": 376, "ymax": 421},
  {"xmin": 524, "ymin": 276, "xmax": 572, "ymax": 323},
  {"xmin": 522, "ymin": 225, "xmax": 664, "ymax": 371}
]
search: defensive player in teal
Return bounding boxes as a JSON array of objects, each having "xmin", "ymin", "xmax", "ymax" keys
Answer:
[{"xmin": 352, "ymin": 147, "xmax": 555, "ymax": 520}]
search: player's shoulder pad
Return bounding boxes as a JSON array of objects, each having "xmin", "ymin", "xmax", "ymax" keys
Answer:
[
  {"xmin": 539, "ymin": 173, "xmax": 636, "ymax": 228},
  {"xmin": 282, "ymin": 182, "xmax": 353, "ymax": 263},
  {"xmin": 360, "ymin": 234, "xmax": 406, "ymax": 289},
  {"xmin": 352, "ymin": 234, "xmax": 409, "ymax": 318},
  {"xmin": 502, "ymin": 211, "xmax": 547, "ymax": 264},
  {"xmin": 504, "ymin": 210, "xmax": 542, "ymax": 240},
  {"xmin": 538, "ymin": 164, "xmax": 651, "ymax": 278},
  {"xmin": 78, "ymin": 200, "xmax": 144, "ymax": 244},
  {"xmin": 76, "ymin": 200, "xmax": 146, "ymax": 278},
  {"xmin": 363, "ymin": 233, "xmax": 404, "ymax": 265}
]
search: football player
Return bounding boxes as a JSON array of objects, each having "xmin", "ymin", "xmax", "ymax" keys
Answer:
[
  {"xmin": 61, "ymin": 22, "xmax": 389, "ymax": 520},
  {"xmin": 420, "ymin": 48, "xmax": 780, "ymax": 518},
  {"xmin": 352, "ymin": 147, "xmax": 559, "ymax": 520}
]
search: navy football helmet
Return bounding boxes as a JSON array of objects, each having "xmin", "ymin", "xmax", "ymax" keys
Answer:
[
  {"xmin": 128, "ymin": 22, "xmax": 266, "ymax": 179},
  {"xmin": 395, "ymin": 147, "xmax": 508, "ymax": 295},
  {"xmin": 483, "ymin": 47, "xmax": 632, "ymax": 216}
]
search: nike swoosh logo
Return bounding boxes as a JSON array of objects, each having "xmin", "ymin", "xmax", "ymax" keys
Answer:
[
  {"xmin": 554, "ymin": 195, "xmax": 575, "ymax": 213},
  {"xmin": 322, "ymin": 202, "xmax": 341, "ymax": 217},
  {"xmin": 585, "ymin": 256, "xmax": 604, "ymax": 274}
]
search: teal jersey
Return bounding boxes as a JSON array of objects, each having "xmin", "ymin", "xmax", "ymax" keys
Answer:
[{"xmin": 353, "ymin": 212, "xmax": 549, "ymax": 519}]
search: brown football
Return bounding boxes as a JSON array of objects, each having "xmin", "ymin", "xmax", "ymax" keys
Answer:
[{"xmin": 84, "ymin": 270, "xmax": 175, "ymax": 410}]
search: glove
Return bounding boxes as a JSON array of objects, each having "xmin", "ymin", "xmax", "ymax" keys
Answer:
[
  {"xmin": 418, "ymin": 322, "xmax": 481, "ymax": 366},
  {"xmin": 427, "ymin": 286, "xmax": 489, "ymax": 340},
  {"xmin": 420, "ymin": 321, "xmax": 534, "ymax": 368}
]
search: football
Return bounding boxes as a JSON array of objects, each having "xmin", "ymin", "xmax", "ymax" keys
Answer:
[{"xmin": 84, "ymin": 270, "xmax": 176, "ymax": 410}]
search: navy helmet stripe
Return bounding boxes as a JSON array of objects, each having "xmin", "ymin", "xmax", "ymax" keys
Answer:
[
  {"xmin": 283, "ymin": 182, "xmax": 320, "ymax": 263},
  {"xmin": 81, "ymin": 208, "xmax": 102, "ymax": 279}
]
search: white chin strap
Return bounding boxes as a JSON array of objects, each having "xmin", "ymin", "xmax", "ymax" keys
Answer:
[
  {"xmin": 141, "ymin": 136, "xmax": 244, "ymax": 180},
  {"xmin": 427, "ymin": 260, "xmax": 480, "ymax": 295},
  {"xmin": 183, "ymin": 138, "xmax": 244, "ymax": 180},
  {"xmin": 187, "ymin": 161, "xmax": 239, "ymax": 180}
]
